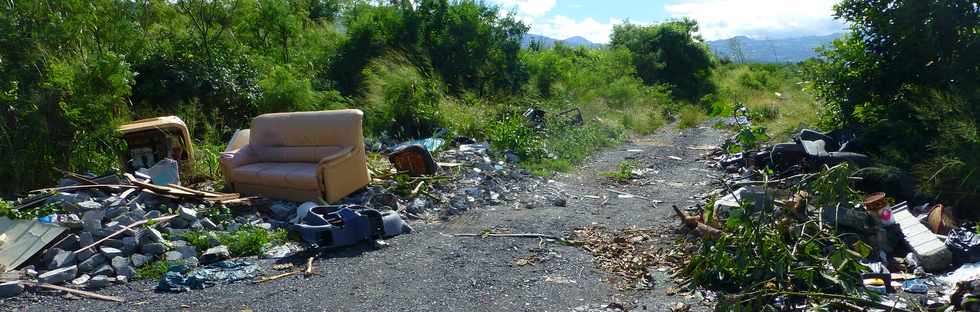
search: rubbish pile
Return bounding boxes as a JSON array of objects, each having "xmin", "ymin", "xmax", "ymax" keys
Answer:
[
  {"xmin": 0, "ymin": 133, "xmax": 557, "ymax": 303},
  {"xmin": 353, "ymin": 140, "xmax": 565, "ymax": 220},
  {"xmin": 675, "ymin": 119, "xmax": 980, "ymax": 310}
]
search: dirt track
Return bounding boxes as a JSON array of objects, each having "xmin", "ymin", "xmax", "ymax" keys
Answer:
[{"xmin": 4, "ymin": 123, "xmax": 725, "ymax": 312}]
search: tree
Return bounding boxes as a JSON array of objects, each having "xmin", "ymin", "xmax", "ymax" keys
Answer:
[
  {"xmin": 805, "ymin": 0, "xmax": 980, "ymax": 209},
  {"xmin": 610, "ymin": 19, "xmax": 715, "ymax": 102}
]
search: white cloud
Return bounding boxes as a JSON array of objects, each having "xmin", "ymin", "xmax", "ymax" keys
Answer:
[
  {"xmin": 665, "ymin": 0, "xmax": 846, "ymax": 40},
  {"xmin": 490, "ymin": 0, "xmax": 556, "ymax": 17},
  {"xmin": 532, "ymin": 15, "xmax": 631, "ymax": 44}
]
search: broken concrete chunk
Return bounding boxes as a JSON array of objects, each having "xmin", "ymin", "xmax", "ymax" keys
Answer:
[
  {"xmin": 87, "ymin": 275, "xmax": 112, "ymax": 289},
  {"xmin": 164, "ymin": 251, "xmax": 184, "ymax": 262},
  {"xmin": 111, "ymin": 256, "xmax": 135, "ymax": 278},
  {"xmin": 121, "ymin": 237, "xmax": 138, "ymax": 255},
  {"xmin": 200, "ymin": 246, "xmax": 230, "ymax": 264},
  {"xmin": 75, "ymin": 200, "xmax": 103, "ymax": 211},
  {"xmin": 82, "ymin": 210, "xmax": 105, "ymax": 223},
  {"xmin": 91, "ymin": 264, "xmax": 114, "ymax": 277},
  {"xmin": 105, "ymin": 206, "xmax": 128, "ymax": 219},
  {"xmin": 102, "ymin": 239, "xmax": 124, "ymax": 249},
  {"xmin": 38, "ymin": 265, "xmax": 78, "ymax": 284},
  {"xmin": 200, "ymin": 217, "xmax": 219, "ymax": 231},
  {"xmin": 141, "ymin": 243, "xmax": 167, "ymax": 255},
  {"xmin": 100, "ymin": 247, "xmax": 123, "ymax": 259},
  {"xmin": 72, "ymin": 274, "xmax": 91, "ymax": 286},
  {"xmin": 76, "ymin": 248, "xmax": 94, "ymax": 262},
  {"xmin": 46, "ymin": 248, "xmax": 77, "ymax": 269},
  {"xmin": 55, "ymin": 235, "xmax": 80, "ymax": 251},
  {"xmin": 78, "ymin": 254, "xmax": 106, "ymax": 273},
  {"xmin": 0, "ymin": 281, "xmax": 24, "ymax": 298},
  {"xmin": 131, "ymin": 254, "xmax": 150, "ymax": 267},
  {"xmin": 179, "ymin": 205, "xmax": 198, "ymax": 221},
  {"xmin": 78, "ymin": 232, "xmax": 94, "ymax": 248},
  {"xmin": 144, "ymin": 209, "xmax": 161, "ymax": 219},
  {"xmin": 177, "ymin": 245, "xmax": 197, "ymax": 259},
  {"xmin": 137, "ymin": 228, "xmax": 164, "ymax": 246}
]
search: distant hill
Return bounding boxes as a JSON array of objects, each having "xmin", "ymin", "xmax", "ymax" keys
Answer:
[
  {"xmin": 707, "ymin": 33, "xmax": 844, "ymax": 63},
  {"xmin": 522, "ymin": 34, "xmax": 602, "ymax": 49}
]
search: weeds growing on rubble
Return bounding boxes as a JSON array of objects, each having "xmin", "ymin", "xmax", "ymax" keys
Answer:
[
  {"xmin": 604, "ymin": 160, "xmax": 640, "ymax": 183},
  {"xmin": 182, "ymin": 227, "xmax": 288, "ymax": 257}
]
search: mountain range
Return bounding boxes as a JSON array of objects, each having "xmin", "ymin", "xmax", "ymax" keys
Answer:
[{"xmin": 521, "ymin": 33, "xmax": 844, "ymax": 63}]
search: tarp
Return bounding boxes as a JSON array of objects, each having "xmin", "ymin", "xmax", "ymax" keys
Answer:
[{"xmin": 0, "ymin": 217, "xmax": 66, "ymax": 272}]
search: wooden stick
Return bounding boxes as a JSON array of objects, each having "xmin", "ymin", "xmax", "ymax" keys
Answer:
[
  {"xmin": 73, "ymin": 214, "xmax": 178, "ymax": 254},
  {"xmin": 30, "ymin": 184, "xmax": 137, "ymax": 193},
  {"xmin": 255, "ymin": 271, "xmax": 299, "ymax": 283},
  {"xmin": 33, "ymin": 283, "xmax": 125, "ymax": 302},
  {"xmin": 305, "ymin": 257, "xmax": 315, "ymax": 277}
]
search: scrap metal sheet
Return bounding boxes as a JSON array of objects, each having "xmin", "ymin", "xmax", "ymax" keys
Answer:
[{"xmin": 0, "ymin": 217, "xmax": 66, "ymax": 272}]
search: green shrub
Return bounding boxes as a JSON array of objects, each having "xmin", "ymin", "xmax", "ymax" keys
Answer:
[
  {"xmin": 487, "ymin": 113, "xmax": 544, "ymax": 161},
  {"xmin": 181, "ymin": 227, "xmax": 287, "ymax": 257},
  {"xmin": 603, "ymin": 160, "xmax": 639, "ymax": 183},
  {"xmin": 134, "ymin": 260, "xmax": 174, "ymax": 281},
  {"xmin": 677, "ymin": 106, "xmax": 707, "ymax": 129}
]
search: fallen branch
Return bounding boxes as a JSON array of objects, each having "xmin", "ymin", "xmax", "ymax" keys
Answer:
[
  {"xmin": 73, "ymin": 214, "xmax": 178, "ymax": 254},
  {"xmin": 255, "ymin": 271, "xmax": 298, "ymax": 283},
  {"xmin": 672, "ymin": 205, "xmax": 721, "ymax": 239},
  {"xmin": 32, "ymin": 283, "xmax": 125, "ymax": 302}
]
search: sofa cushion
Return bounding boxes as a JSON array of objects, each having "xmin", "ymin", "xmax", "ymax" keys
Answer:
[
  {"xmin": 230, "ymin": 162, "xmax": 319, "ymax": 190},
  {"xmin": 251, "ymin": 145, "xmax": 346, "ymax": 163}
]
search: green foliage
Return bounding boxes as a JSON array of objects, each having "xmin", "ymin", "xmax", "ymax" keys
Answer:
[
  {"xmin": 182, "ymin": 227, "xmax": 288, "ymax": 257},
  {"xmin": 487, "ymin": 113, "xmax": 545, "ymax": 161},
  {"xmin": 684, "ymin": 201, "xmax": 871, "ymax": 309},
  {"xmin": 604, "ymin": 160, "xmax": 639, "ymax": 183},
  {"xmin": 0, "ymin": 201, "xmax": 64, "ymax": 220},
  {"xmin": 610, "ymin": 19, "xmax": 716, "ymax": 101},
  {"xmin": 677, "ymin": 106, "xmax": 707, "ymax": 129},
  {"xmin": 804, "ymin": 0, "xmax": 980, "ymax": 207},
  {"xmin": 134, "ymin": 260, "xmax": 176, "ymax": 281}
]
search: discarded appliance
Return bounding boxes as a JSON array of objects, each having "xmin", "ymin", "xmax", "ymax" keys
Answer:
[
  {"xmin": 389, "ymin": 144, "xmax": 439, "ymax": 176},
  {"xmin": 118, "ymin": 116, "xmax": 194, "ymax": 184},
  {"xmin": 894, "ymin": 202, "xmax": 952, "ymax": 273},
  {"xmin": 220, "ymin": 109, "xmax": 371, "ymax": 203},
  {"xmin": 291, "ymin": 205, "xmax": 411, "ymax": 249}
]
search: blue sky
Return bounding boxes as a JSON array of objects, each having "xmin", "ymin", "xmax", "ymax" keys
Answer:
[{"xmin": 487, "ymin": 0, "xmax": 847, "ymax": 43}]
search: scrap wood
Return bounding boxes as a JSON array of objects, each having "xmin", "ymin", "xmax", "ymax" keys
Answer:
[
  {"xmin": 219, "ymin": 196, "xmax": 261, "ymax": 205},
  {"xmin": 73, "ymin": 214, "xmax": 178, "ymax": 254},
  {"xmin": 671, "ymin": 206, "xmax": 721, "ymax": 240},
  {"xmin": 305, "ymin": 256, "xmax": 315, "ymax": 277},
  {"xmin": 31, "ymin": 283, "xmax": 124, "ymax": 302},
  {"xmin": 30, "ymin": 184, "xmax": 137, "ymax": 194},
  {"xmin": 53, "ymin": 168, "xmax": 100, "ymax": 186},
  {"xmin": 255, "ymin": 271, "xmax": 299, "ymax": 283}
]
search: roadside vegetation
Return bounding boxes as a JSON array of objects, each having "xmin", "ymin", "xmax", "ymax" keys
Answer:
[{"xmin": 0, "ymin": 0, "xmax": 716, "ymax": 196}]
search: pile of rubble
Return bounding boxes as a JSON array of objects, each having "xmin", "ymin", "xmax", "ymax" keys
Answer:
[
  {"xmin": 0, "ymin": 138, "xmax": 559, "ymax": 302},
  {"xmin": 347, "ymin": 141, "xmax": 565, "ymax": 219},
  {"xmin": 676, "ymin": 124, "xmax": 980, "ymax": 310}
]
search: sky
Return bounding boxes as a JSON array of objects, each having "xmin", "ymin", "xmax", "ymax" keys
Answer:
[{"xmin": 487, "ymin": 0, "xmax": 848, "ymax": 43}]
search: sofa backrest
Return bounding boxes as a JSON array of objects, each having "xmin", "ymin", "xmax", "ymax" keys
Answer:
[{"xmin": 249, "ymin": 109, "xmax": 364, "ymax": 163}]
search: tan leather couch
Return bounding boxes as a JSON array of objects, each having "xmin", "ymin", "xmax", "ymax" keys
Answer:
[{"xmin": 220, "ymin": 109, "xmax": 371, "ymax": 203}]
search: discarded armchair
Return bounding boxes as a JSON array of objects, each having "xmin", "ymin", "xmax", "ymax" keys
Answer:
[{"xmin": 220, "ymin": 109, "xmax": 371, "ymax": 203}]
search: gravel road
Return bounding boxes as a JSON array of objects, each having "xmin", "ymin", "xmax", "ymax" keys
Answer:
[{"xmin": 4, "ymin": 123, "xmax": 725, "ymax": 312}]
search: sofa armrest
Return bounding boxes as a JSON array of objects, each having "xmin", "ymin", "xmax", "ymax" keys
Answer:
[
  {"xmin": 225, "ymin": 129, "xmax": 251, "ymax": 153},
  {"xmin": 220, "ymin": 144, "xmax": 258, "ymax": 169},
  {"xmin": 317, "ymin": 146, "xmax": 354, "ymax": 168}
]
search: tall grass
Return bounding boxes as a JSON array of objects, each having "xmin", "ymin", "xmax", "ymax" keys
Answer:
[{"xmin": 710, "ymin": 63, "xmax": 821, "ymax": 140}]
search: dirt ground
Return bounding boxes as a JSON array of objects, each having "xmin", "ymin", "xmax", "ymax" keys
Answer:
[{"xmin": 3, "ymin": 123, "xmax": 726, "ymax": 312}]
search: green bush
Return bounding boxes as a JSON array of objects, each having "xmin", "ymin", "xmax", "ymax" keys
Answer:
[
  {"xmin": 677, "ymin": 106, "xmax": 707, "ymax": 129},
  {"xmin": 805, "ymin": 0, "xmax": 979, "ymax": 207},
  {"xmin": 182, "ymin": 227, "xmax": 288, "ymax": 258},
  {"xmin": 610, "ymin": 19, "xmax": 716, "ymax": 101}
]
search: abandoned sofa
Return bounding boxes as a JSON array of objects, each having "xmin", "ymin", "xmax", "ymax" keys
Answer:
[{"xmin": 220, "ymin": 109, "xmax": 371, "ymax": 203}]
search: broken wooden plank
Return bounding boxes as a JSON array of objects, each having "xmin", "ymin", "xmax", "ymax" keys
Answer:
[
  {"xmin": 33, "ymin": 283, "xmax": 125, "ymax": 302},
  {"xmin": 29, "ymin": 184, "xmax": 137, "ymax": 194}
]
